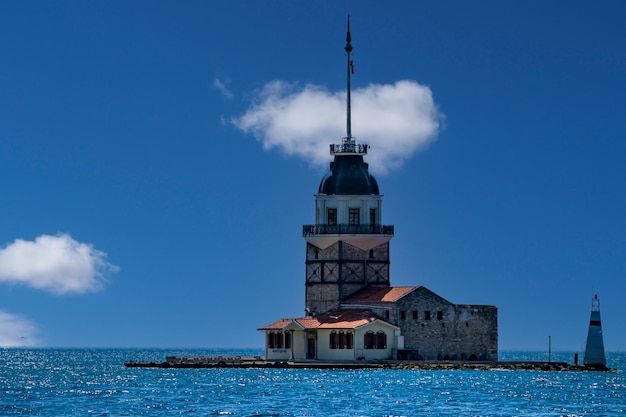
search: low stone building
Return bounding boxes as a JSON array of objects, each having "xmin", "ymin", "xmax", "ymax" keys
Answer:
[
  {"xmin": 259, "ymin": 18, "xmax": 497, "ymax": 362},
  {"xmin": 342, "ymin": 286, "xmax": 498, "ymax": 361}
]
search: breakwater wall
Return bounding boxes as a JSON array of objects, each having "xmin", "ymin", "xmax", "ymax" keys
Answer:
[{"xmin": 124, "ymin": 355, "xmax": 610, "ymax": 371}]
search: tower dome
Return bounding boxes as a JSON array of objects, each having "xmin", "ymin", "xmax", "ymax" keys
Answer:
[{"xmin": 318, "ymin": 155, "xmax": 379, "ymax": 195}]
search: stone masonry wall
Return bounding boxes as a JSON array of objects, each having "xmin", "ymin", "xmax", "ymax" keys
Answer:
[
  {"xmin": 345, "ymin": 287, "xmax": 498, "ymax": 361},
  {"xmin": 394, "ymin": 288, "xmax": 498, "ymax": 361}
]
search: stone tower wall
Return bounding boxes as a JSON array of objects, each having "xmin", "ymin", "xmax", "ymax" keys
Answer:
[{"xmin": 305, "ymin": 241, "xmax": 390, "ymax": 315}]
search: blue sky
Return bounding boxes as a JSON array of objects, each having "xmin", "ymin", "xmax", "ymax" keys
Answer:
[{"xmin": 1, "ymin": 1, "xmax": 624, "ymax": 352}]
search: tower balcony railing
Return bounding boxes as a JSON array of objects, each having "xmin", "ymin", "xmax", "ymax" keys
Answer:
[
  {"xmin": 330, "ymin": 142, "xmax": 368, "ymax": 155},
  {"xmin": 303, "ymin": 224, "xmax": 394, "ymax": 237}
]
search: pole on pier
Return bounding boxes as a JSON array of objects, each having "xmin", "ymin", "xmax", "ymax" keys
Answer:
[{"xmin": 548, "ymin": 335, "xmax": 551, "ymax": 363}]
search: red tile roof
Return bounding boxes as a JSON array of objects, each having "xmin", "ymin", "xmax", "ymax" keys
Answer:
[
  {"xmin": 258, "ymin": 309, "xmax": 394, "ymax": 330},
  {"xmin": 258, "ymin": 318, "xmax": 294, "ymax": 330},
  {"xmin": 314, "ymin": 309, "xmax": 378, "ymax": 329},
  {"xmin": 342, "ymin": 286, "xmax": 418, "ymax": 303}
]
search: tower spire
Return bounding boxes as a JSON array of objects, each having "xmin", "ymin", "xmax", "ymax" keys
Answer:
[
  {"xmin": 345, "ymin": 14, "xmax": 353, "ymax": 141},
  {"xmin": 329, "ymin": 16, "xmax": 367, "ymax": 157}
]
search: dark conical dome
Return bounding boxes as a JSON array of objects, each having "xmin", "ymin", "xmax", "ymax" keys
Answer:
[{"xmin": 318, "ymin": 155, "xmax": 379, "ymax": 195}]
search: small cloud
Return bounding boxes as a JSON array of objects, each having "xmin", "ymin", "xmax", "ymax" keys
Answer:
[
  {"xmin": 0, "ymin": 234, "xmax": 119, "ymax": 295},
  {"xmin": 232, "ymin": 80, "xmax": 442, "ymax": 174},
  {"xmin": 213, "ymin": 77, "xmax": 234, "ymax": 100},
  {"xmin": 0, "ymin": 310, "xmax": 40, "ymax": 347}
]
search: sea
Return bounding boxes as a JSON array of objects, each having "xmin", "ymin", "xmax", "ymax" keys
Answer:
[{"xmin": 1, "ymin": 349, "xmax": 624, "ymax": 416}]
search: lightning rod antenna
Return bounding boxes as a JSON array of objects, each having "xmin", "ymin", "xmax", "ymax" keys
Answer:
[{"xmin": 345, "ymin": 15, "xmax": 353, "ymax": 141}]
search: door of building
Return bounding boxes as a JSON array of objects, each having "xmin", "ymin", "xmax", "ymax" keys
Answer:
[{"xmin": 306, "ymin": 332, "xmax": 316, "ymax": 359}]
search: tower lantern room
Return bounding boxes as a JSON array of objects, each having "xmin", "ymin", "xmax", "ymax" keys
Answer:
[{"xmin": 302, "ymin": 16, "xmax": 394, "ymax": 316}]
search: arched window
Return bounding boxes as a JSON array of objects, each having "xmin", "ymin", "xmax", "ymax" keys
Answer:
[
  {"xmin": 330, "ymin": 331, "xmax": 353, "ymax": 349},
  {"xmin": 267, "ymin": 332, "xmax": 284, "ymax": 349},
  {"xmin": 346, "ymin": 332, "xmax": 353, "ymax": 349},
  {"xmin": 329, "ymin": 331, "xmax": 338, "ymax": 349},
  {"xmin": 364, "ymin": 331, "xmax": 375, "ymax": 349},
  {"xmin": 338, "ymin": 332, "xmax": 346, "ymax": 349},
  {"xmin": 376, "ymin": 331, "xmax": 387, "ymax": 349},
  {"xmin": 365, "ymin": 331, "xmax": 386, "ymax": 349}
]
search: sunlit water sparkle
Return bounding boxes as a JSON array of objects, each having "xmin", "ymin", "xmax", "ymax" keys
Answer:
[{"xmin": 1, "ymin": 349, "xmax": 625, "ymax": 416}]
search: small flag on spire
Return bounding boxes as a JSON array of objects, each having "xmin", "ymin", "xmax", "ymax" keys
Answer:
[{"xmin": 350, "ymin": 60, "xmax": 354, "ymax": 74}]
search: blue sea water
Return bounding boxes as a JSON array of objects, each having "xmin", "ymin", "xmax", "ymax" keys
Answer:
[{"xmin": 1, "ymin": 349, "xmax": 625, "ymax": 416}]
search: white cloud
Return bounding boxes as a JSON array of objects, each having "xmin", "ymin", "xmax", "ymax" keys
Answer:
[
  {"xmin": 0, "ymin": 234, "xmax": 118, "ymax": 295},
  {"xmin": 233, "ymin": 80, "xmax": 442, "ymax": 174},
  {"xmin": 0, "ymin": 310, "xmax": 40, "ymax": 347},
  {"xmin": 213, "ymin": 77, "xmax": 234, "ymax": 100}
]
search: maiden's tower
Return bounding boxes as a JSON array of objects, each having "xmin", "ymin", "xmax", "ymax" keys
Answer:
[{"xmin": 260, "ymin": 17, "xmax": 498, "ymax": 362}]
